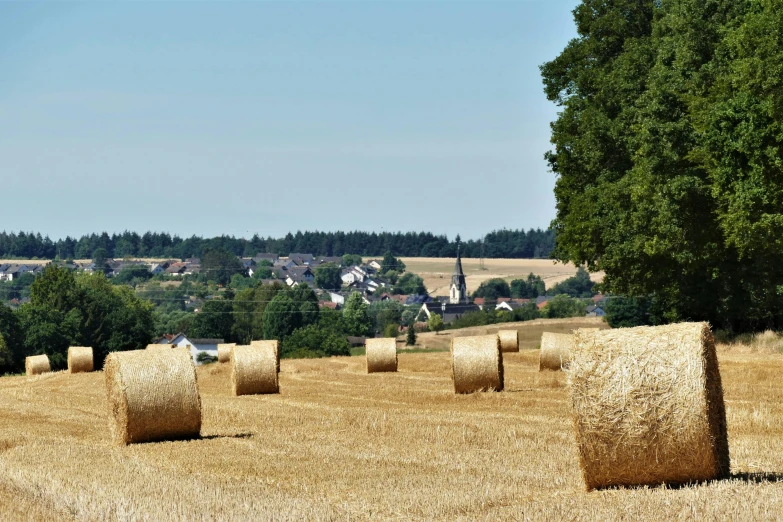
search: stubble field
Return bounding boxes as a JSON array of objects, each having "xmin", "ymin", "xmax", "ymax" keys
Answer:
[
  {"xmin": 399, "ymin": 257, "xmax": 605, "ymax": 296},
  {"xmin": 1, "ymin": 318, "xmax": 782, "ymax": 521}
]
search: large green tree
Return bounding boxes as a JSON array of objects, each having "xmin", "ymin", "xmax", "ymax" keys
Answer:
[
  {"xmin": 541, "ymin": 0, "xmax": 783, "ymax": 331},
  {"xmin": 201, "ymin": 249, "xmax": 244, "ymax": 286},
  {"xmin": 342, "ymin": 292, "xmax": 373, "ymax": 337},
  {"xmin": 314, "ymin": 263, "xmax": 342, "ymax": 291}
]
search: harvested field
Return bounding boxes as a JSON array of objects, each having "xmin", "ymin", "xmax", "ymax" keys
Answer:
[
  {"xmin": 1, "ymin": 319, "xmax": 783, "ymax": 520},
  {"xmin": 400, "ymin": 257, "xmax": 605, "ymax": 296}
]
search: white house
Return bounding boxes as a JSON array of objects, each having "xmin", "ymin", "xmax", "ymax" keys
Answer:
[
  {"xmin": 149, "ymin": 263, "xmax": 166, "ymax": 275},
  {"xmin": 341, "ymin": 270, "xmax": 357, "ymax": 285},
  {"xmin": 162, "ymin": 333, "xmax": 224, "ymax": 364},
  {"xmin": 329, "ymin": 292, "xmax": 345, "ymax": 305},
  {"xmin": 368, "ymin": 260, "xmax": 382, "ymax": 271}
]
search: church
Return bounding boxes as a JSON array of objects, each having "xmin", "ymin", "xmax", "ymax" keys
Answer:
[{"xmin": 420, "ymin": 248, "xmax": 480, "ymax": 323}]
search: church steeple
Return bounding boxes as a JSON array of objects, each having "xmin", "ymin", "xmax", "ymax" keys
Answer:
[{"xmin": 449, "ymin": 243, "xmax": 468, "ymax": 304}]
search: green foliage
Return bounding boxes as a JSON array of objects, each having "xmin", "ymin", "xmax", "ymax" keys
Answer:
[
  {"xmin": 542, "ymin": 0, "xmax": 783, "ymax": 331},
  {"xmin": 381, "ymin": 251, "xmax": 405, "ymax": 274},
  {"xmin": 282, "ymin": 324, "xmax": 350, "ymax": 358},
  {"xmin": 0, "ymin": 305, "xmax": 22, "ymax": 372},
  {"xmin": 382, "ymin": 323, "xmax": 399, "ymax": 338},
  {"xmin": 201, "ymin": 249, "xmax": 244, "ymax": 286},
  {"xmin": 262, "ymin": 294, "xmax": 300, "ymax": 340},
  {"xmin": 231, "ymin": 282, "xmax": 286, "ymax": 344},
  {"xmin": 251, "ymin": 260, "xmax": 274, "ymax": 280},
  {"xmin": 342, "ymin": 254, "xmax": 363, "ymax": 267},
  {"xmin": 342, "ymin": 292, "xmax": 373, "ymax": 337},
  {"xmin": 473, "ymin": 278, "xmax": 511, "ymax": 303},
  {"xmin": 315, "ymin": 262, "xmax": 342, "ymax": 291},
  {"xmin": 229, "ymin": 273, "xmax": 257, "ymax": 292},
  {"xmin": 113, "ymin": 265, "xmax": 153, "ymax": 287},
  {"xmin": 406, "ymin": 323, "xmax": 417, "ymax": 346},
  {"xmin": 383, "ymin": 270, "xmax": 399, "ymax": 285},
  {"xmin": 549, "ymin": 268, "xmax": 595, "ymax": 298},
  {"xmin": 196, "ymin": 351, "xmax": 218, "ymax": 364},
  {"xmin": 394, "ymin": 273, "xmax": 426, "ymax": 295},
  {"xmin": 0, "ymin": 272, "xmax": 35, "ymax": 302},
  {"xmin": 510, "ymin": 273, "xmax": 546, "ymax": 299},
  {"xmin": 541, "ymin": 295, "xmax": 589, "ymax": 319},
  {"xmin": 428, "ymin": 313, "xmax": 444, "ymax": 334},
  {"xmin": 288, "ymin": 284, "xmax": 320, "ymax": 328},
  {"xmin": 92, "ymin": 247, "xmax": 108, "ymax": 269},
  {"xmin": 188, "ymin": 299, "xmax": 234, "ymax": 341},
  {"xmin": 367, "ymin": 300, "xmax": 404, "ymax": 336},
  {"xmin": 154, "ymin": 310, "xmax": 193, "ymax": 337},
  {"xmin": 318, "ymin": 307, "xmax": 347, "ymax": 335},
  {"xmin": 604, "ymin": 297, "xmax": 654, "ymax": 328},
  {"xmin": 0, "ymin": 334, "xmax": 12, "ymax": 374}
]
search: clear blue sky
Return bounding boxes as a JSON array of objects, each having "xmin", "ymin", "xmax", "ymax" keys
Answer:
[{"xmin": 1, "ymin": 0, "xmax": 579, "ymax": 241}]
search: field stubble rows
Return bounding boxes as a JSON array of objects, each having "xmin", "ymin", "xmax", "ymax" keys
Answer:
[{"xmin": 1, "ymin": 321, "xmax": 783, "ymax": 520}]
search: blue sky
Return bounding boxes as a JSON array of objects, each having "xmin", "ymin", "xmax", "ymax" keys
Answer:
[{"xmin": 1, "ymin": 0, "xmax": 579, "ymax": 241}]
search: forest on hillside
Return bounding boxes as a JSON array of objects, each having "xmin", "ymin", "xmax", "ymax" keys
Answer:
[{"xmin": 0, "ymin": 228, "xmax": 555, "ymax": 260}]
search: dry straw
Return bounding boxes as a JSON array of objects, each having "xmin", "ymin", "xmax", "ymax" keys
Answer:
[
  {"xmin": 145, "ymin": 344, "xmax": 172, "ymax": 351},
  {"xmin": 567, "ymin": 322, "xmax": 730, "ymax": 490},
  {"xmin": 539, "ymin": 333, "xmax": 574, "ymax": 371},
  {"xmin": 67, "ymin": 346, "xmax": 94, "ymax": 374},
  {"xmin": 251, "ymin": 340, "xmax": 280, "ymax": 372},
  {"xmin": 451, "ymin": 335, "xmax": 504, "ymax": 394},
  {"xmin": 104, "ymin": 349, "xmax": 202, "ymax": 445},
  {"xmin": 231, "ymin": 344, "xmax": 279, "ymax": 396},
  {"xmin": 498, "ymin": 330, "xmax": 519, "ymax": 353},
  {"xmin": 366, "ymin": 338, "xmax": 398, "ymax": 373},
  {"xmin": 25, "ymin": 355, "xmax": 50, "ymax": 376},
  {"xmin": 217, "ymin": 343, "xmax": 235, "ymax": 363}
]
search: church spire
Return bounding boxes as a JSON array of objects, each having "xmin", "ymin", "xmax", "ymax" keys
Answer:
[{"xmin": 450, "ymin": 241, "xmax": 467, "ymax": 304}]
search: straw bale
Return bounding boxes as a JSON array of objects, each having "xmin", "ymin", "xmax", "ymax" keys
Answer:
[
  {"xmin": 231, "ymin": 344, "xmax": 279, "ymax": 396},
  {"xmin": 104, "ymin": 349, "xmax": 202, "ymax": 445},
  {"xmin": 539, "ymin": 332, "xmax": 574, "ymax": 371},
  {"xmin": 366, "ymin": 338, "xmax": 397, "ymax": 373},
  {"xmin": 498, "ymin": 329, "xmax": 519, "ymax": 353},
  {"xmin": 251, "ymin": 340, "xmax": 280, "ymax": 372},
  {"xmin": 67, "ymin": 346, "xmax": 94, "ymax": 374},
  {"xmin": 451, "ymin": 335, "xmax": 504, "ymax": 394},
  {"xmin": 567, "ymin": 322, "xmax": 730, "ymax": 490},
  {"xmin": 217, "ymin": 343, "xmax": 235, "ymax": 363},
  {"xmin": 145, "ymin": 344, "xmax": 172, "ymax": 351},
  {"xmin": 578, "ymin": 328, "xmax": 600, "ymax": 333},
  {"xmin": 25, "ymin": 355, "xmax": 50, "ymax": 376}
]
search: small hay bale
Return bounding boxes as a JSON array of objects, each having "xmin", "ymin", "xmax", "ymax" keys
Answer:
[
  {"xmin": 25, "ymin": 355, "xmax": 50, "ymax": 376},
  {"xmin": 251, "ymin": 340, "xmax": 280, "ymax": 372},
  {"xmin": 578, "ymin": 327, "xmax": 600, "ymax": 333},
  {"xmin": 231, "ymin": 344, "xmax": 279, "ymax": 396},
  {"xmin": 366, "ymin": 338, "xmax": 397, "ymax": 373},
  {"xmin": 104, "ymin": 349, "xmax": 201, "ymax": 445},
  {"xmin": 539, "ymin": 332, "xmax": 573, "ymax": 371},
  {"xmin": 451, "ymin": 335, "xmax": 504, "ymax": 394},
  {"xmin": 217, "ymin": 343, "xmax": 235, "ymax": 363},
  {"xmin": 498, "ymin": 329, "xmax": 519, "ymax": 353},
  {"xmin": 67, "ymin": 346, "xmax": 94, "ymax": 373},
  {"xmin": 567, "ymin": 322, "xmax": 730, "ymax": 490}
]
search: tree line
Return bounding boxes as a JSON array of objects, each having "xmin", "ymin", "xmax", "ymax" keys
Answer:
[
  {"xmin": 0, "ymin": 228, "xmax": 555, "ymax": 260},
  {"xmin": 542, "ymin": 0, "xmax": 783, "ymax": 332}
]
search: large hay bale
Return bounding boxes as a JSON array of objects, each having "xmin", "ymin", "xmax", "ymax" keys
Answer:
[
  {"xmin": 231, "ymin": 344, "xmax": 279, "ymax": 396},
  {"xmin": 451, "ymin": 335, "xmax": 504, "ymax": 394},
  {"xmin": 217, "ymin": 343, "xmax": 235, "ymax": 363},
  {"xmin": 498, "ymin": 329, "xmax": 519, "ymax": 353},
  {"xmin": 567, "ymin": 322, "xmax": 730, "ymax": 490},
  {"xmin": 251, "ymin": 340, "xmax": 280, "ymax": 372},
  {"xmin": 67, "ymin": 346, "xmax": 94, "ymax": 373},
  {"xmin": 104, "ymin": 349, "xmax": 202, "ymax": 445},
  {"xmin": 366, "ymin": 338, "xmax": 397, "ymax": 373},
  {"xmin": 539, "ymin": 332, "xmax": 573, "ymax": 371},
  {"xmin": 25, "ymin": 355, "xmax": 50, "ymax": 376}
]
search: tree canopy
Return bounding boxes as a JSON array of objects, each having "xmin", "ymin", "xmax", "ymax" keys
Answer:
[{"xmin": 542, "ymin": 0, "xmax": 783, "ymax": 331}]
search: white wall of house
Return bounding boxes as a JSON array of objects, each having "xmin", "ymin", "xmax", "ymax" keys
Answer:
[
  {"xmin": 330, "ymin": 292, "xmax": 345, "ymax": 305},
  {"xmin": 170, "ymin": 335, "xmax": 219, "ymax": 364}
]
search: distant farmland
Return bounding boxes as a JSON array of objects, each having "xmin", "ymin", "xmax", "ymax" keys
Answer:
[
  {"xmin": 1, "ymin": 318, "xmax": 782, "ymax": 520},
  {"xmin": 399, "ymin": 257, "xmax": 604, "ymax": 296}
]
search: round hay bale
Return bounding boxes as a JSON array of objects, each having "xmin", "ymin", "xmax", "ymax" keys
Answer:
[
  {"xmin": 498, "ymin": 330, "xmax": 519, "ymax": 353},
  {"xmin": 217, "ymin": 343, "xmax": 235, "ymax": 363},
  {"xmin": 251, "ymin": 340, "xmax": 280, "ymax": 372},
  {"xmin": 25, "ymin": 355, "xmax": 50, "ymax": 376},
  {"xmin": 366, "ymin": 338, "xmax": 397, "ymax": 373},
  {"xmin": 231, "ymin": 344, "xmax": 279, "ymax": 396},
  {"xmin": 567, "ymin": 322, "xmax": 730, "ymax": 490},
  {"xmin": 104, "ymin": 349, "xmax": 202, "ymax": 445},
  {"xmin": 578, "ymin": 327, "xmax": 600, "ymax": 333},
  {"xmin": 539, "ymin": 332, "xmax": 573, "ymax": 371},
  {"xmin": 451, "ymin": 335, "xmax": 504, "ymax": 394},
  {"xmin": 67, "ymin": 346, "xmax": 94, "ymax": 374}
]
